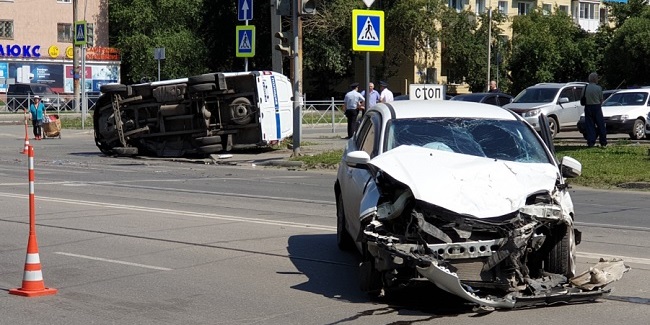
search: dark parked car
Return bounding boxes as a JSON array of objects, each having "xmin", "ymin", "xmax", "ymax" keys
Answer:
[
  {"xmin": 6, "ymin": 83, "xmax": 64, "ymax": 112},
  {"xmin": 450, "ymin": 92, "xmax": 514, "ymax": 107}
]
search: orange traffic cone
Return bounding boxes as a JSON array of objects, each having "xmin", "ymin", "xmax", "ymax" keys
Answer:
[
  {"xmin": 9, "ymin": 232, "xmax": 57, "ymax": 297},
  {"xmin": 21, "ymin": 112, "xmax": 29, "ymax": 154}
]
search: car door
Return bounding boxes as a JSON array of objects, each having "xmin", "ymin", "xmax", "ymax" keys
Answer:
[
  {"xmin": 558, "ymin": 86, "xmax": 584, "ymax": 128},
  {"xmin": 340, "ymin": 112, "xmax": 381, "ymax": 241},
  {"xmin": 482, "ymin": 95, "xmax": 498, "ymax": 106}
]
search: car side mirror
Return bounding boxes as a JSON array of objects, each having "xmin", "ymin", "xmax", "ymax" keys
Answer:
[
  {"xmin": 345, "ymin": 151, "xmax": 371, "ymax": 169},
  {"xmin": 558, "ymin": 97, "xmax": 570, "ymax": 104},
  {"xmin": 560, "ymin": 156, "xmax": 582, "ymax": 178}
]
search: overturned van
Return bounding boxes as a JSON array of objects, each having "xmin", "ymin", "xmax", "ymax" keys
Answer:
[{"xmin": 93, "ymin": 71, "xmax": 293, "ymax": 157}]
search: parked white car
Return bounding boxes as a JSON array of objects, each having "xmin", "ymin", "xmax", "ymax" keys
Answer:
[
  {"xmin": 334, "ymin": 100, "xmax": 624, "ymax": 308},
  {"xmin": 578, "ymin": 88, "xmax": 650, "ymax": 140}
]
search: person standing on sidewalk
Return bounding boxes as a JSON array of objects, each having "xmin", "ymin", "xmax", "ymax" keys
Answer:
[
  {"xmin": 360, "ymin": 82, "xmax": 380, "ymax": 109},
  {"xmin": 582, "ymin": 72, "xmax": 606, "ymax": 148},
  {"xmin": 29, "ymin": 95, "xmax": 45, "ymax": 140},
  {"xmin": 379, "ymin": 81, "xmax": 394, "ymax": 103},
  {"xmin": 343, "ymin": 82, "xmax": 365, "ymax": 139}
]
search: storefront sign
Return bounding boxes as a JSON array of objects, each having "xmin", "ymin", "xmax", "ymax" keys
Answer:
[
  {"xmin": 66, "ymin": 46, "xmax": 74, "ymax": 59},
  {"xmin": 48, "ymin": 46, "xmax": 60, "ymax": 58},
  {"xmin": 86, "ymin": 47, "xmax": 121, "ymax": 61},
  {"xmin": 0, "ymin": 44, "xmax": 42, "ymax": 58}
]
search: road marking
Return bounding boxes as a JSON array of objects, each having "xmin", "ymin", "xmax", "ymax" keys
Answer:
[
  {"xmin": 55, "ymin": 252, "xmax": 173, "ymax": 271},
  {"xmin": 575, "ymin": 221, "xmax": 650, "ymax": 232},
  {"xmin": 577, "ymin": 252, "xmax": 650, "ymax": 266},
  {"xmin": 0, "ymin": 192, "xmax": 336, "ymax": 231}
]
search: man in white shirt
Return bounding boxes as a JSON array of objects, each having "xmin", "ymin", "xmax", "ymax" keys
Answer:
[{"xmin": 379, "ymin": 81, "xmax": 394, "ymax": 103}]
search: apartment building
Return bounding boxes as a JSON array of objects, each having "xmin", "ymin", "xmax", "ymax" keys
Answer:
[
  {"xmin": 370, "ymin": 0, "xmax": 627, "ymax": 95},
  {"xmin": 0, "ymin": 0, "xmax": 118, "ymax": 95}
]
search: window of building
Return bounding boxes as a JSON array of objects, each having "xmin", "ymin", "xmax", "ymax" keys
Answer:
[
  {"xmin": 498, "ymin": 1, "xmax": 508, "ymax": 14},
  {"xmin": 579, "ymin": 2, "xmax": 599, "ymax": 20},
  {"xmin": 518, "ymin": 2, "xmax": 532, "ymax": 15},
  {"xmin": 448, "ymin": 0, "xmax": 464, "ymax": 12},
  {"xmin": 0, "ymin": 20, "xmax": 13, "ymax": 39},
  {"xmin": 57, "ymin": 23, "xmax": 74, "ymax": 43},
  {"xmin": 559, "ymin": 5, "xmax": 569, "ymax": 14},
  {"xmin": 600, "ymin": 7, "xmax": 608, "ymax": 24},
  {"xmin": 475, "ymin": 0, "xmax": 486, "ymax": 14},
  {"xmin": 57, "ymin": 0, "xmax": 72, "ymax": 3},
  {"xmin": 542, "ymin": 4, "xmax": 552, "ymax": 15}
]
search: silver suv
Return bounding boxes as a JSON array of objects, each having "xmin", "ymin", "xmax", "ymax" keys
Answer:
[{"xmin": 503, "ymin": 82, "xmax": 587, "ymax": 137}]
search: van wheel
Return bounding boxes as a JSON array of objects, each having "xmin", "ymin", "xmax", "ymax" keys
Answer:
[
  {"xmin": 188, "ymin": 74, "xmax": 216, "ymax": 85},
  {"xmin": 197, "ymin": 144, "xmax": 223, "ymax": 154},
  {"xmin": 548, "ymin": 116, "xmax": 559, "ymax": 138},
  {"xmin": 195, "ymin": 136, "xmax": 221, "ymax": 146},
  {"xmin": 630, "ymin": 119, "xmax": 645, "ymax": 140}
]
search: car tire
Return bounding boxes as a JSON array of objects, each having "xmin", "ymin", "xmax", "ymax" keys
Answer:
[
  {"xmin": 547, "ymin": 115, "xmax": 559, "ymax": 139},
  {"xmin": 630, "ymin": 119, "xmax": 645, "ymax": 140},
  {"xmin": 359, "ymin": 246, "xmax": 383, "ymax": 297},
  {"xmin": 336, "ymin": 191, "xmax": 355, "ymax": 251},
  {"xmin": 544, "ymin": 224, "xmax": 574, "ymax": 277}
]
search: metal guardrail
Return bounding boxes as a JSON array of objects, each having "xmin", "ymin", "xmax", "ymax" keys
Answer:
[
  {"xmin": 1, "ymin": 96, "xmax": 347, "ymax": 133},
  {"xmin": 301, "ymin": 97, "xmax": 346, "ymax": 133},
  {"xmin": 0, "ymin": 94, "xmax": 100, "ymax": 113}
]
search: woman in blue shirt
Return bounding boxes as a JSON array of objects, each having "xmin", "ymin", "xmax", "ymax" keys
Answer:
[{"xmin": 29, "ymin": 95, "xmax": 45, "ymax": 140}]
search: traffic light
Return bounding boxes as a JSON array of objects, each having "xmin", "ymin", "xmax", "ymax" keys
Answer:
[
  {"xmin": 274, "ymin": 31, "xmax": 293, "ymax": 57},
  {"xmin": 275, "ymin": 0, "xmax": 290, "ymax": 16},
  {"xmin": 87, "ymin": 23, "xmax": 94, "ymax": 47},
  {"xmin": 301, "ymin": 0, "xmax": 318, "ymax": 15}
]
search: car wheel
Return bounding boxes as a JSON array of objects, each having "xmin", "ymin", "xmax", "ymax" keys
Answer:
[
  {"xmin": 629, "ymin": 119, "xmax": 645, "ymax": 140},
  {"xmin": 544, "ymin": 224, "xmax": 574, "ymax": 277},
  {"xmin": 547, "ymin": 116, "xmax": 559, "ymax": 139},
  {"xmin": 336, "ymin": 191, "xmax": 355, "ymax": 251},
  {"xmin": 359, "ymin": 245, "xmax": 383, "ymax": 297},
  {"xmin": 188, "ymin": 74, "xmax": 216, "ymax": 85}
]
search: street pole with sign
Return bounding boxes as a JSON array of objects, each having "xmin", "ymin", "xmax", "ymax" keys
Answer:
[
  {"xmin": 353, "ymin": 1, "xmax": 384, "ymax": 113},
  {"xmin": 237, "ymin": 0, "xmax": 254, "ymax": 71},
  {"xmin": 154, "ymin": 48, "xmax": 165, "ymax": 81}
]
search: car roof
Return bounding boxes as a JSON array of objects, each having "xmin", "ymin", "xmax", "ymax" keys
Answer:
[
  {"xmin": 529, "ymin": 82, "xmax": 586, "ymax": 88},
  {"xmin": 612, "ymin": 88, "xmax": 650, "ymax": 94},
  {"xmin": 373, "ymin": 100, "xmax": 519, "ymax": 120}
]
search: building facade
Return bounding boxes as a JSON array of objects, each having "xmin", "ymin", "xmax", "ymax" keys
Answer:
[
  {"xmin": 367, "ymin": 0, "xmax": 627, "ymax": 96},
  {"xmin": 0, "ymin": 0, "xmax": 119, "ymax": 96}
]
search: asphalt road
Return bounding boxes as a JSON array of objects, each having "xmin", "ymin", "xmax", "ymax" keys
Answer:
[{"xmin": 0, "ymin": 124, "xmax": 648, "ymax": 324}]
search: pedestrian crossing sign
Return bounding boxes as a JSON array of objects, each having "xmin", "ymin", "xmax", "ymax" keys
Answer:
[
  {"xmin": 74, "ymin": 20, "xmax": 87, "ymax": 46},
  {"xmin": 352, "ymin": 10, "xmax": 384, "ymax": 52},
  {"xmin": 236, "ymin": 25, "xmax": 256, "ymax": 58}
]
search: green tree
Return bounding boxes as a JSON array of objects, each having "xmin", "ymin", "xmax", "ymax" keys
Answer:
[
  {"xmin": 109, "ymin": 0, "xmax": 207, "ymax": 83},
  {"xmin": 602, "ymin": 13, "xmax": 650, "ymax": 87},
  {"xmin": 508, "ymin": 9, "xmax": 595, "ymax": 94}
]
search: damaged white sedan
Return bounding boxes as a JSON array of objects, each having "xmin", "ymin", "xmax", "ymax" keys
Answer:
[{"xmin": 335, "ymin": 100, "xmax": 623, "ymax": 309}]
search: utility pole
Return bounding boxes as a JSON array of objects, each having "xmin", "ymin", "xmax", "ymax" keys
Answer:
[
  {"xmin": 270, "ymin": 0, "xmax": 283, "ymax": 74},
  {"xmin": 73, "ymin": 0, "xmax": 80, "ymax": 112},
  {"xmin": 291, "ymin": 0, "xmax": 302, "ymax": 157}
]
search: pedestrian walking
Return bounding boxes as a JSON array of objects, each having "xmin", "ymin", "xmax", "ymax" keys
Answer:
[
  {"xmin": 343, "ymin": 82, "xmax": 365, "ymax": 139},
  {"xmin": 29, "ymin": 95, "xmax": 45, "ymax": 140},
  {"xmin": 379, "ymin": 81, "xmax": 394, "ymax": 103},
  {"xmin": 582, "ymin": 72, "xmax": 607, "ymax": 148}
]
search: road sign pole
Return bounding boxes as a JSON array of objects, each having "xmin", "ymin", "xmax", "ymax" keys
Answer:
[
  {"xmin": 292, "ymin": 0, "xmax": 301, "ymax": 157},
  {"xmin": 245, "ymin": 20, "xmax": 249, "ymax": 72},
  {"xmin": 364, "ymin": 1, "xmax": 373, "ymax": 111}
]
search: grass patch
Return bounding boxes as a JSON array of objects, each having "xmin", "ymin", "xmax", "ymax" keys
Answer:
[
  {"xmin": 59, "ymin": 115, "xmax": 94, "ymax": 129},
  {"xmin": 555, "ymin": 143, "xmax": 650, "ymax": 189},
  {"xmin": 290, "ymin": 149, "xmax": 343, "ymax": 169}
]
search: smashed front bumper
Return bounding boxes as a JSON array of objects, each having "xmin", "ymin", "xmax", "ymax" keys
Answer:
[{"xmin": 416, "ymin": 259, "xmax": 625, "ymax": 309}]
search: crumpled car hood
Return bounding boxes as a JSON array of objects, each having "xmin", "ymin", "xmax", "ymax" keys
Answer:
[{"xmin": 369, "ymin": 145, "xmax": 559, "ymax": 218}]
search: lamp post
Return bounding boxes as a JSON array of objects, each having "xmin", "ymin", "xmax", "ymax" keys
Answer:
[{"xmin": 486, "ymin": 7, "xmax": 492, "ymax": 92}]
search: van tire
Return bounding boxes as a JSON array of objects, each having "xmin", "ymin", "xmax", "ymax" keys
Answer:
[
  {"xmin": 101, "ymin": 84, "xmax": 128, "ymax": 93},
  {"xmin": 197, "ymin": 144, "xmax": 223, "ymax": 154},
  {"xmin": 195, "ymin": 136, "xmax": 221, "ymax": 146},
  {"xmin": 188, "ymin": 74, "xmax": 216, "ymax": 85},
  {"xmin": 189, "ymin": 83, "xmax": 216, "ymax": 93}
]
